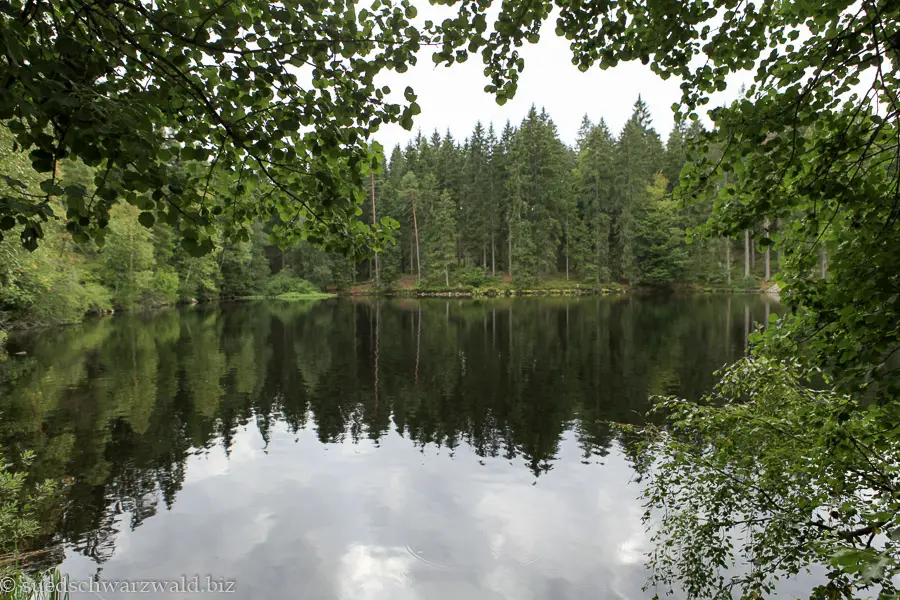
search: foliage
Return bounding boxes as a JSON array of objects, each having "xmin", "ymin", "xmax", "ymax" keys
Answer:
[
  {"xmin": 429, "ymin": 0, "xmax": 900, "ymax": 597},
  {"xmin": 637, "ymin": 357, "xmax": 899, "ymax": 599},
  {"xmin": 424, "ymin": 190, "xmax": 457, "ymax": 287},
  {"xmin": 0, "ymin": 452, "xmax": 56, "ymax": 555},
  {"xmin": 636, "ymin": 173, "xmax": 688, "ymax": 284},
  {"xmin": 263, "ymin": 273, "xmax": 320, "ymax": 298},
  {"xmin": 0, "ymin": 0, "xmax": 430, "ymax": 256}
]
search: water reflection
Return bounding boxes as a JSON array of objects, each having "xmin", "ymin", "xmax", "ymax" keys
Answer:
[{"xmin": 1, "ymin": 295, "xmax": 777, "ymax": 599}]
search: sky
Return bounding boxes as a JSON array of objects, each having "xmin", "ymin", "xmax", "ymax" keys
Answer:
[{"xmin": 371, "ymin": 6, "xmax": 753, "ymax": 153}]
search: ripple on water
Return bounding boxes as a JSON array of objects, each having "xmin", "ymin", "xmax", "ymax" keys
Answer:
[{"xmin": 403, "ymin": 543, "xmax": 453, "ymax": 570}]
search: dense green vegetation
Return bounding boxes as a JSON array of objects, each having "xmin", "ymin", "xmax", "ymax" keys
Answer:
[
  {"xmin": 1, "ymin": 101, "xmax": 773, "ymax": 327},
  {"xmin": 2, "ymin": 0, "xmax": 899, "ymax": 598},
  {"xmin": 371, "ymin": 100, "xmax": 769, "ymax": 289}
]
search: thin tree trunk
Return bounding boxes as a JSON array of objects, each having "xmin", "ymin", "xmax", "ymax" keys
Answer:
[
  {"xmin": 764, "ymin": 218, "xmax": 771, "ymax": 281},
  {"xmin": 411, "ymin": 191, "xmax": 421, "ymax": 281},
  {"xmin": 491, "ymin": 232, "xmax": 496, "ymax": 276},
  {"xmin": 508, "ymin": 223, "xmax": 513, "ymax": 277},
  {"xmin": 371, "ymin": 172, "xmax": 379, "ymax": 287},
  {"xmin": 725, "ymin": 238, "xmax": 732, "ymax": 285},
  {"xmin": 744, "ymin": 229, "xmax": 751, "ymax": 278}
]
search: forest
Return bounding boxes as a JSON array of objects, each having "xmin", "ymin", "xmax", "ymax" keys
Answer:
[
  {"xmin": 1, "ymin": 98, "xmax": 777, "ymax": 328},
  {"xmin": 1, "ymin": 0, "xmax": 897, "ymax": 597}
]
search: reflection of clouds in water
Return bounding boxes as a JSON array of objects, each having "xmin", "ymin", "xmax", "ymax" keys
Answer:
[
  {"xmin": 185, "ymin": 426, "xmax": 267, "ymax": 483},
  {"xmin": 63, "ymin": 423, "xmax": 653, "ymax": 600},
  {"xmin": 337, "ymin": 544, "xmax": 416, "ymax": 600}
]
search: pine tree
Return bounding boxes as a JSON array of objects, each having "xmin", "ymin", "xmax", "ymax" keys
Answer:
[
  {"xmin": 574, "ymin": 116, "xmax": 616, "ymax": 282},
  {"xmin": 426, "ymin": 190, "xmax": 457, "ymax": 286},
  {"xmin": 614, "ymin": 96, "xmax": 664, "ymax": 283}
]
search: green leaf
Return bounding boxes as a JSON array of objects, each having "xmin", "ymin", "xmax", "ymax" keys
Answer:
[{"xmin": 138, "ymin": 212, "xmax": 155, "ymax": 228}]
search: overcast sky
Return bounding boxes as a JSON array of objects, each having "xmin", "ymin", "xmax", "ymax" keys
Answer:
[{"xmin": 372, "ymin": 7, "xmax": 753, "ymax": 152}]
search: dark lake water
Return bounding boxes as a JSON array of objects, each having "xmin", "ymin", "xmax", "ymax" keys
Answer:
[{"xmin": 2, "ymin": 295, "xmax": 780, "ymax": 599}]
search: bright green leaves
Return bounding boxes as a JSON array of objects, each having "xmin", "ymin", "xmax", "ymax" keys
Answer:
[
  {"xmin": 637, "ymin": 357, "xmax": 900, "ymax": 600},
  {"xmin": 0, "ymin": 0, "xmax": 428, "ymax": 257}
]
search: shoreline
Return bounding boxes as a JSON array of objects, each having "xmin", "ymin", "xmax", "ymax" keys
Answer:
[{"xmin": 1, "ymin": 285, "xmax": 775, "ymax": 333}]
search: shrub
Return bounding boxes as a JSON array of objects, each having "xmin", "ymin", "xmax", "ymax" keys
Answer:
[
  {"xmin": 264, "ymin": 272, "xmax": 320, "ymax": 297},
  {"xmin": 137, "ymin": 269, "xmax": 179, "ymax": 307},
  {"xmin": 457, "ymin": 265, "xmax": 486, "ymax": 287}
]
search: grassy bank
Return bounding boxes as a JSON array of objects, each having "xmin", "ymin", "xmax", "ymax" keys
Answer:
[
  {"xmin": 238, "ymin": 292, "xmax": 336, "ymax": 301},
  {"xmin": 346, "ymin": 274, "xmax": 775, "ymax": 298}
]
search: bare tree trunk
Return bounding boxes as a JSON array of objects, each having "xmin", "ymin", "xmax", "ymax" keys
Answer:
[
  {"xmin": 508, "ymin": 225, "xmax": 513, "ymax": 278},
  {"xmin": 744, "ymin": 229, "xmax": 751, "ymax": 278},
  {"xmin": 491, "ymin": 233, "xmax": 496, "ymax": 276},
  {"xmin": 725, "ymin": 238, "xmax": 732, "ymax": 285},
  {"xmin": 411, "ymin": 191, "xmax": 421, "ymax": 281},
  {"xmin": 371, "ymin": 172, "xmax": 379, "ymax": 287},
  {"xmin": 764, "ymin": 219, "xmax": 771, "ymax": 281}
]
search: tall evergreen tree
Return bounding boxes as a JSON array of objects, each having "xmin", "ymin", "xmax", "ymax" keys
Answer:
[{"xmin": 614, "ymin": 96, "xmax": 664, "ymax": 283}]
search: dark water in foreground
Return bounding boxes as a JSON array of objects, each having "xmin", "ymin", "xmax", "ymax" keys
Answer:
[{"xmin": 2, "ymin": 295, "xmax": 779, "ymax": 599}]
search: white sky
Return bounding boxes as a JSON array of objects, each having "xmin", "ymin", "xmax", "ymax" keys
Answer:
[{"xmin": 372, "ymin": 5, "xmax": 754, "ymax": 152}]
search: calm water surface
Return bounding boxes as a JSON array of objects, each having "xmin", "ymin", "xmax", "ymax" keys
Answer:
[{"xmin": 2, "ymin": 296, "xmax": 779, "ymax": 599}]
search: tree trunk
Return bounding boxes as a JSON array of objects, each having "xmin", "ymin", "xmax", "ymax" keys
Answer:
[
  {"xmin": 411, "ymin": 191, "xmax": 421, "ymax": 281},
  {"xmin": 491, "ymin": 232, "xmax": 496, "ymax": 276},
  {"xmin": 744, "ymin": 229, "xmax": 751, "ymax": 278},
  {"xmin": 508, "ymin": 224, "xmax": 513, "ymax": 278},
  {"xmin": 371, "ymin": 172, "xmax": 379, "ymax": 287},
  {"xmin": 764, "ymin": 219, "xmax": 771, "ymax": 281},
  {"xmin": 725, "ymin": 238, "xmax": 732, "ymax": 285}
]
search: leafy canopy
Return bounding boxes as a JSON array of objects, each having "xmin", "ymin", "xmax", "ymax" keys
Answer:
[{"xmin": 0, "ymin": 0, "xmax": 424, "ymax": 256}]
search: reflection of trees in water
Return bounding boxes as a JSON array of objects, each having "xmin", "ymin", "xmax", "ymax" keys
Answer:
[{"xmin": 0, "ymin": 296, "xmax": 776, "ymax": 563}]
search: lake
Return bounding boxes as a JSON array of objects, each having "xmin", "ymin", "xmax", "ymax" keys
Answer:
[{"xmin": 1, "ymin": 295, "xmax": 780, "ymax": 599}]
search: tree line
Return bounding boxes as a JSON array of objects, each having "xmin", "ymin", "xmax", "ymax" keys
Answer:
[
  {"xmin": 1, "ymin": 99, "xmax": 779, "ymax": 327},
  {"xmin": 371, "ymin": 97, "xmax": 778, "ymax": 288}
]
